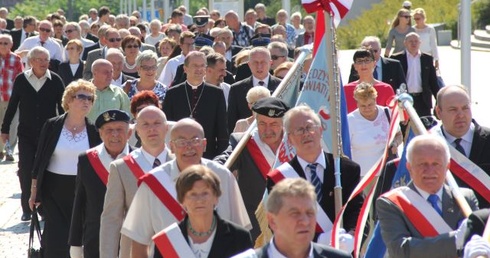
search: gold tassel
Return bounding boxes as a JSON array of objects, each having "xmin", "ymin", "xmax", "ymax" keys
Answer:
[{"xmin": 254, "ymin": 200, "xmax": 272, "ymax": 248}]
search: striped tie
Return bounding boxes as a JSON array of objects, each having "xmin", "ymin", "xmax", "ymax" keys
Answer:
[
  {"xmin": 307, "ymin": 163, "xmax": 323, "ymax": 202},
  {"xmin": 153, "ymin": 158, "xmax": 161, "ymax": 168}
]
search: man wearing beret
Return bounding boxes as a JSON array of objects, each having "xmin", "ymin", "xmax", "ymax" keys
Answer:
[
  {"xmin": 214, "ymin": 97, "xmax": 288, "ymax": 240},
  {"xmin": 69, "ymin": 109, "xmax": 132, "ymax": 258}
]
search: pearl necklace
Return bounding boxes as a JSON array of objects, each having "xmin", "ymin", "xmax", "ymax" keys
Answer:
[
  {"xmin": 187, "ymin": 215, "xmax": 217, "ymax": 237},
  {"xmin": 124, "ymin": 59, "xmax": 137, "ymax": 69}
]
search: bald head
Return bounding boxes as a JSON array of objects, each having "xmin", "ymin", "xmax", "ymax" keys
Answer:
[{"xmin": 170, "ymin": 118, "xmax": 204, "ymax": 139}]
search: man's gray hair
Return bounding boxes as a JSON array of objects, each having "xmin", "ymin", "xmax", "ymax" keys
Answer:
[
  {"xmin": 266, "ymin": 178, "xmax": 317, "ymax": 214},
  {"xmin": 27, "ymin": 47, "xmax": 50, "ymax": 62},
  {"xmin": 283, "ymin": 105, "xmax": 321, "ymax": 134},
  {"xmin": 406, "ymin": 134, "xmax": 450, "ymax": 165}
]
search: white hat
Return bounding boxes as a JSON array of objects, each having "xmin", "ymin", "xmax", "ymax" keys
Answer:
[{"xmin": 402, "ymin": 1, "xmax": 412, "ymax": 8}]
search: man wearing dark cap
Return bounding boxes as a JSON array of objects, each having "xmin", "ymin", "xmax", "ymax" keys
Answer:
[
  {"xmin": 215, "ymin": 97, "xmax": 288, "ymax": 240},
  {"xmin": 194, "ymin": 15, "xmax": 210, "ymax": 35},
  {"xmin": 69, "ymin": 109, "xmax": 132, "ymax": 258}
]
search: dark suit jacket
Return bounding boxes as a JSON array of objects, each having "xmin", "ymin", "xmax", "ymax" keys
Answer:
[
  {"xmin": 227, "ymin": 75, "xmax": 282, "ymax": 133},
  {"xmin": 234, "ymin": 63, "xmax": 252, "ymax": 82},
  {"xmin": 162, "ymin": 82, "xmax": 229, "ymax": 159},
  {"xmin": 83, "ymin": 47, "xmax": 103, "ymax": 79},
  {"xmin": 171, "ymin": 63, "xmax": 235, "ymax": 87},
  {"xmin": 58, "ymin": 60, "xmax": 84, "ymax": 86},
  {"xmin": 85, "ymin": 33, "xmax": 99, "ymax": 43},
  {"xmin": 82, "ymin": 42, "xmax": 101, "ymax": 61},
  {"xmin": 266, "ymin": 152, "xmax": 363, "ymax": 233},
  {"xmin": 31, "ymin": 114, "xmax": 101, "ymax": 201},
  {"xmin": 153, "ymin": 213, "xmax": 253, "ymax": 258},
  {"xmin": 6, "ymin": 19, "xmax": 14, "ymax": 30},
  {"xmin": 255, "ymin": 242, "xmax": 352, "ymax": 258},
  {"xmin": 390, "ymin": 51, "xmax": 439, "ymax": 113},
  {"xmin": 10, "ymin": 29, "xmax": 36, "ymax": 51},
  {"xmin": 348, "ymin": 57, "xmax": 406, "ymax": 92},
  {"xmin": 465, "ymin": 208, "xmax": 489, "ymax": 243}
]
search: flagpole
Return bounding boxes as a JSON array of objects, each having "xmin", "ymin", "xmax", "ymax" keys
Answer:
[
  {"xmin": 324, "ymin": 11, "xmax": 343, "ymax": 216},
  {"xmin": 224, "ymin": 46, "xmax": 312, "ymax": 170}
]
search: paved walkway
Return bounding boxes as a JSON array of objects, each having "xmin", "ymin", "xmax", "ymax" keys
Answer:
[{"xmin": 0, "ymin": 46, "xmax": 489, "ymax": 257}]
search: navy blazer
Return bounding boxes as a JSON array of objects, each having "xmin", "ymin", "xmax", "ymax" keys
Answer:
[{"xmin": 58, "ymin": 60, "xmax": 84, "ymax": 86}]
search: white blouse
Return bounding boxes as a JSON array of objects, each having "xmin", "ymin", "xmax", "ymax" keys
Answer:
[
  {"xmin": 47, "ymin": 126, "xmax": 90, "ymax": 175},
  {"xmin": 188, "ymin": 228, "xmax": 217, "ymax": 258}
]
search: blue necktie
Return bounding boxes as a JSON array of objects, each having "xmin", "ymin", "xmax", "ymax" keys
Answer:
[
  {"xmin": 454, "ymin": 138, "xmax": 466, "ymax": 156},
  {"xmin": 427, "ymin": 194, "xmax": 442, "ymax": 216},
  {"xmin": 373, "ymin": 66, "xmax": 378, "ymax": 80},
  {"xmin": 307, "ymin": 163, "xmax": 323, "ymax": 202},
  {"xmin": 152, "ymin": 158, "xmax": 161, "ymax": 168}
]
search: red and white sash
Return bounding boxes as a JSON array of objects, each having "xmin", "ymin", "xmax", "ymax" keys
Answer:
[
  {"xmin": 86, "ymin": 148, "xmax": 109, "ymax": 185},
  {"xmin": 246, "ymin": 130, "xmax": 275, "ymax": 179},
  {"xmin": 139, "ymin": 171, "xmax": 186, "ymax": 222},
  {"xmin": 123, "ymin": 154, "xmax": 146, "ymax": 180},
  {"xmin": 432, "ymin": 127, "xmax": 490, "ymax": 203},
  {"xmin": 382, "ymin": 187, "xmax": 452, "ymax": 237},
  {"xmin": 153, "ymin": 223, "xmax": 194, "ymax": 258},
  {"xmin": 268, "ymin": 163, "xmax": 333, "ymax": 233}
]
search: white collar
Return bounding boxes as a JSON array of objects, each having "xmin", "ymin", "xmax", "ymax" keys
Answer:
[
  {"xmin": 252, "ymin": 75, "xmax": 270, "ymax": 87},
  {"xmin": 25, "ymin": 69, "xmax": 52, "ymax": 80},
  {"xmin": 140, "ymin": 147, "xmax": 168, "ymax": 166},
  {"xmin": 414, "ymin": 184, "xmax": 444, "ymax": 202},
  {"xmin": 297, "ymin": 151, "xmax": 326, "ymax": 173},
  {"xmin": 442, "ymin": 122, "xmax": 475, "ymax": 145}
]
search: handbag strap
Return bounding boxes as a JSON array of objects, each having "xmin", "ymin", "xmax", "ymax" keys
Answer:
[{"xmin": 29, "ymin": 206, "xmax": 42, "ymax": 251}]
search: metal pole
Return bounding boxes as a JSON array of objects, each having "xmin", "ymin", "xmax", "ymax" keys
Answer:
[{"xmin": 461, "ymin": 0, "xmax": 471, "ymax": 94}]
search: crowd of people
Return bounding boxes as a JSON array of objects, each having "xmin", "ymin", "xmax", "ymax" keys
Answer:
[{"xmin": 1, "ymin": 1, "xmax": 490, "ymax": 257}]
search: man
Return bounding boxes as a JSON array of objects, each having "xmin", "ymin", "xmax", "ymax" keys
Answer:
[
  {"xmin": 194, "ymin": 15, "xmax": 210, "ymax": 35},
  {"xmin": 1, "ymin": 47, "xmax": 65, "ymax": 221},
  {"xmin": 121, "ymin": 118, "xmax": 250, "ymax": 258},
  {"xmin": 215, "ymin": 97, "xmax": 288, "ymax": 240},
  {"xmin": 0, "ymin": 7, "xmax": 13, "ymax": 30},
  {"xmin": 106, "ymin": 48, "xmax": 134, "ymax": 87},
  {"xmin": 88, "ymin": 8, "xmax": 99, "ymax": 24},
  {"xmin": 267, "ymin": 105, "xmax": 362, "ymax": 250},
  {"xmin": 271, "ymin": 10, "xmax": 296, "ymax": 49},
  {"xmin": 215, "ymin": 28, "xmax": 242, "ymax": 74},
  {"xmin": 205, "ymin": 52, "xmax": 231, "ymax": 106},
  {"xmin": 295, "ymin": 15, "xmax": 315, "ymax": 47},
  {"xmin": 239, "ymin": 178, "xmax": 351, "ymax": 257},
  {"xmin": 267, "ymin": 41, "xmax": 289, "ymax": 71},
  {"xmin": 97, "ymin": 6, "xmax": 111, "ymax": 26},
  {"xmin": 83, "ymin": 27, "xmax": 121, "ymax": 80},
  {"xmin": 13, "ymin": 16, "xmax": 23, "ymax": 31},
  {"xmin": 115, "ymin": 14, "xmax": 130, "ymax": 29},
  {"xmin": 255, "ymin": 3, "xmax": 275, "ymax": 26},
  {"xmin": 225, "ymin": 11, "xmax": 254, "ymax": 47},
  {"xmin": 433, "ymin": 84, "xmax": 490, "ymax": 208},
  {"xmin": 244, "ymin": 9, "xmax": 260, "ymax": 29},
  {"xmin": 161, "ymin": 9, "xmax": 188, "ymax": 33},
  {"xmin": 99, "ymin": 106, "xmax": 173, "ymax": 258},
  {"xmin": 63, "ymin": 22, "xmax": 96, "ymax": 54},
  {"xmin": 82, "ymin": 25, "xmax": 110, "ymax": 61},
  {"xmin": 390, "ymin": 32, "xmax": 439, "ymax": 116},
  {"xmin": 15, "ymin": 20, "xmax": 65, "ymax": 70},
  {"xmin": 68, "ymin": 110, "xmax": 131, "ymax": 258},
  {"xmin": 157, "ymin": 31, "xmax": 194, "ymax": 87},
  {"xmin": 87, "ymin": 59, "xmax": 131, "ymax": 123},
  {"xmin": 127, "ymin": 26, "xmax": 156, "ymax": 52},
  {"xmin": 0, "ymin": 34, "xmax": 23, "ymax": 161},
  {"xmin": 228, "ymin": 47, "xmax": 282, "ymax": 133},
  {"xmin": 0, "ymin": 18, "xmax": 9, "ymax": 34},
  {"xmin": 178, "ymin": 5, "xmax": 193, "ymax": 26},
  {"xmin": 162, "ymin": 51, "xmax": 228, "ymax": 159},
  {"xmin": 348, "ymin": 36, "xmax": 406, "ymax": 92},
  {"xmin": 377, "ymin": 134, "xmax": 479, "ymax": 257}
]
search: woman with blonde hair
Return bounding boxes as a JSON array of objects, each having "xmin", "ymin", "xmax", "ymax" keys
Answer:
[
  {"xmin": 413, "ymin": 7, "xmax": 439, "ymax": 69},
  {"xmin": 233, "ymin": 86, "xmax": 271, "ymax": 132},
  {"xmin": 384, "ymin": 8, "xmax": 415, "ymax": 57}
]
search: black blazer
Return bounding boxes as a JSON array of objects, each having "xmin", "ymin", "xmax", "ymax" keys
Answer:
[
  {"xmin": 390, "ymin": 51, "xmax": 439, "ymax": 109},
  {"xmin": 153, "ymin": 213, "xmax": 253, "ymax": 258},
  {"xmin": 32, "ymin": 114, "xmax": 101, "ymax": 201},
  {"xmin": 82, "ymin": 43, "xmax": 100, "ymax": 61},
  {"xmin": 465, "ymin": 208, "xmax": 489, "ymax": 243},
  {"xmin": 348, "ymin": 57, "xmax": 406, "ymax": 92},
  {"xmin": 266, "ymin": 152, "xmax": 363, "ymax": 233},
  {"xmin": 227, "ymin": 75, "xmax": 282, "ymax": 133},
  {"xmin": 171, "ymin": 63, "xmax": 235, "ymax": 87},
  {"xmin": 85, "ymin": 33, "xmax": 99, "ymax": 43},
  {"xmin": 255, "ymin": 242, "xmax": 352, "ymax": 258},
  {"xmin": 58, "ymin": 60, "xmax": 84, "ymax": 86},
  {"xmin": 10, "ymin": 29, "xmax": 36, "ymax": 51}
]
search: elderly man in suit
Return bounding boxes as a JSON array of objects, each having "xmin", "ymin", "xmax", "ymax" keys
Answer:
[
  {"xmin": 377, "ymin": 134, "xmax": 479, "ymax": 257},
  {"xmin": 390, "ymin": 32, "xmax": 439, "ymax": 116},
  {"xmin": 267, "ymin": 105, "xmax": 362, "ymax": 253},
  {"xmin": 247, "ymin": 178, "xmax": 351, "ymax": 258},
  {"xmin": 228, "ymin": 47, "xmax": 282, "ymax": 133},
  {"xmin": 68, "ymin": 110, "xmax": 131, "ymax": 258},
  {"xmin": 433, "ymin": 84, "xmax": 490, "ymax": 209},
  {"xmin": 10, "ymin": 16, "xmax": 37, "ymax": 51},
  {"xmin": 83, "ymin": 27, "xmax": 122, "ymax": 80},
  {"xmin": 348, "ymin": 36, "xmax": 406, "ymax": 92},
  {"xmin": 295, "ymin": 15, "xmax": 315, "ymax": 47},
  {"xmin": 106, "ymin": 48, "xmax": 134, "ymax": 87},
  {"xmin": 98, "ymin": 106, "xmax": 172, "ymax": 258}
]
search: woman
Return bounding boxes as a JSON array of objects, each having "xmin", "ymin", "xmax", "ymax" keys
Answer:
[
  {"xmin": 273, "ymin": 61, "xmax": 294, "ymax": 79},
  {"xmin": 384, "ymin": 8, "xmax": 415, "ymax": 57},
  {"xmin": 146, "ymin": 19, "xmax": 166, "ymax": 46},
  {"xmin": 233, "ymin": 86, "xmax": 271, "ymax": 133},
  {"xmin": 214, "ymin": 18, "xmax": 226, "ymax": 28},
  {"xmin": 123, "ymin": 50, "xmax": 167, "ymax": 106},
  {"xmin": 156, "ymin": 38, "xmax": 177, "ymax": 78},
  {"xmin": 29, "ymin": 80, "xmax": 101, "ymax": 257},
  {"xmin": 153, "ymin": 165, "xmax": 253, "ymax": 258},
  {"xmin": 121, "ymin": 35, "xmax": 142, "ymax": 78},
  {"xmin": 344, "ymin": 48, "xmax": 395, "ymax": 113},
  {"xmin": 347, "ymin": 82, "xmax": 402, "ymax": 177},
  {"xmin": 58, "ymin": 39, "xmax": 84, "ymax": 85},
  {"xmin": 52, "ymin": 19, "xmax": 68, "ymax": 46},
  {"xmin": 413, "ymin": 7, "xmax": 439, "ymax": 69},
  {"xmin": 290, "ymin": 12, "xmax": 304, "ymax": 36}
]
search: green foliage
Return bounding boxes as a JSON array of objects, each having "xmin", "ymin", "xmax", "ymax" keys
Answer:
[
  {"xmin": 473, "ymin": 0, "xmax": 490, "ymax": 29},
  {"xmin": 336, "ymin": 0, "xmax": 460, "ymax": 49}
]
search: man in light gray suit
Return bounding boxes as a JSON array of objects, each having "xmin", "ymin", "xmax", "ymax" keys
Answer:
[
  {"xmin": 377, "ymin": 134, "xmax": 479, "ymax": 258},
  {"xmin": 99, "ymin": 106, "xmax": 173, "ymax": 258},
  {"xmin": 83, "ymin": 27, "xmax": 122, "ymax": 80}
]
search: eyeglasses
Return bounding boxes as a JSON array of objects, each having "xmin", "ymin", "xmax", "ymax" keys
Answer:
[
  {"xmin": 39, "ymin": 28, "xmax": 51, "ymax": 33},
  {"xmin": 289, "ymin": 124, "xmax": 320, "ymax": 136},
  {"xmin": 125, "ymin": 44, "xmax": 140, "ymax": 49},
  {"xmin": 32, "ymin": 57, "xmax": 49, "ymax": 62},
  {"xmin": 171, "ymin": 137, "xmax": 203, "ymax": 148},
  {"xmin": 66, "ymin": 47, "xmax": 78, "ymax": 51},
  {"xmin": 271, "ymin": 55, "xmax": 285, "ymax": 60},
  {"xmin": 140, "ymin": 65, "xmax": 157, "ymax": 71},
  {"xmin": 108, "ymin": 37, "xmax": 122, "ymax": 43},
  {"xmin": 0, "ymin": 42, "xmax": 10, "ymax": 46},
  {"xmin": 354, "ymin": 59, "xmax": 374, "ymax": 65},
  {"xmin": 73, "ymin": 94, "xmax": 94, "ymax": 102},
  {"xmin": 64, "ymin": 29, "xmax": 75, "ymax": 34}
]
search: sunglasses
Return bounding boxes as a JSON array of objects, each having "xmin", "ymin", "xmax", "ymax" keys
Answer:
[
  {"xmin": 73, "ymin": 94, "xmax": 94, "ymax": 102},
  {"xmin": 0, "ymin": 42, "xmax": 9, "ymax": 46},
  {"xmin": 108, "ymin": 37, "xmax": 122, "ymax": 43},
  {"xmin": 401, "ymin": 15, "xmax": 411, "ymax": 19},
  {"xmin": 271, "ymin": 55, "xmax": 285, "ymax": 60},
  {"xmin": 354, "ymin": 59, "xmax": 374, "ymax": 65},
  {"xmin": 125, "ymin": 44, "xmax": 140, "ymax": 49},
  {"xmin": 65, "ymin": 29, "xmax": 75, "ymax": 34},
  {"xmin": 39, "ymin": 28, "xmax": 51, "ymax": 33}
]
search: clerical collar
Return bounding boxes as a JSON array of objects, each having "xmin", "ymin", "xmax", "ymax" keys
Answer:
[{"xmin": 186, "ymin": 81, "xmax": 204, "ymax": 89}]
